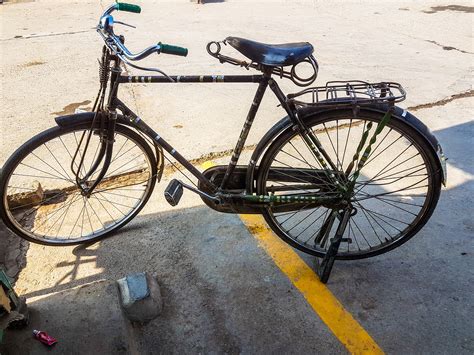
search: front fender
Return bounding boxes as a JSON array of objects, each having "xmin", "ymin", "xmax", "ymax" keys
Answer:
[{"xmin": 55, "ymin": 112, "xmax": 130, "ymax": 127}]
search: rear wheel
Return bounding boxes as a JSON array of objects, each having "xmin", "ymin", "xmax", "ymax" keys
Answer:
[
  {"xmin": 256, "ymin": 110, "xmax": 442, "ymax": 259},
  {"xmin": 0, "ymin": 123, "xmax": 157, "ymax": 245}
]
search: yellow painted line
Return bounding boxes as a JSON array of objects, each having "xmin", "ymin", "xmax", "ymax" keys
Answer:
[
  {"xmin": 239, "ymin": 214, "xmax": 384, "ymax": 355},
  {"xmin": 201, "ymin": 161, "xmax": 383, "ymax": 354},
  {"xmin": 201, "ymin": 160, "xmax": 217, "ymax": 170}
]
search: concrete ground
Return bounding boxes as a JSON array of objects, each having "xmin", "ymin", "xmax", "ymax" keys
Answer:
[{"xmin": 1, "ymin": 0, "xmax": 473, "ymax": 353}]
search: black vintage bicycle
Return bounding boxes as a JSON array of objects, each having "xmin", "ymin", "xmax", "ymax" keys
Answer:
[{"xmin": 0, "ymin": 3, "xmax": 447, "ymax": 281}]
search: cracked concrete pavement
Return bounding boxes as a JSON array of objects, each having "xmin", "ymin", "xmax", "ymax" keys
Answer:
[{"xmin": 1, "ymin": 0, "xmax": 473, "ymax": 353}]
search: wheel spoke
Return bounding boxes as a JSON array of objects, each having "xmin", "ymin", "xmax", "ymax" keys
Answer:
[
  {"xmin": 319, "ymin": 123, "xmax": 341, "ymax": 169},
  {"xmin": 287, "ymin": 207, "xmax": 321, "ymax": 232},
  {"xmin": 18, "ymin": 163, "xmax": 74, "ymax": 183}
]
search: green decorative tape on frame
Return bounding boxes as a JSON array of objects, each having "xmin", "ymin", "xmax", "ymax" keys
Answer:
[
  {"xmin": 241, "ymin": 194, "xmax": 341, "ymax": 204},
  {"xmin": 347, "ymin": 110, "xmax": 393, "ymax": 190},
  {"xmin": 116, "ymin": 2, "xmax": 142, "ymax": 13}
]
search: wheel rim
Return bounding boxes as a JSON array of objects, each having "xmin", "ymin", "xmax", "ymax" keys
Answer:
[
  {"xmin": 259, "ymin": 115, "xmax": 437, "ymax": 258},
  {"xmin": 3, "ymin": 126, "xmax": 154, "ymax": 244}
]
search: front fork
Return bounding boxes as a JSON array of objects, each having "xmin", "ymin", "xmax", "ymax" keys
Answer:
[{"xmin": 75, "ymin": 110, "xmax": 117, "ymax": 197}]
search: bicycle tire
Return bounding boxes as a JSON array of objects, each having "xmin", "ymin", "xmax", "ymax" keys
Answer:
[
  {"xmin": 0, "ymin": 123, "xmax": 157, "ymax": 246},
  {"xmin": 256, "ymin": 109, "xmax": 442, "ymax": 260}
]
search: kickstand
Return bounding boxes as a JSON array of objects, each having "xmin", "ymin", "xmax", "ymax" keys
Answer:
[
  {"xmin": 314, "ymin": 236, "xmax": 345, "ymax": 283},
  {"xmin": 314, "ymin": 208, "xmax": 352, "ymax": 284}
]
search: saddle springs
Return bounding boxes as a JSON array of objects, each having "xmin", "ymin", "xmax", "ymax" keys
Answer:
[{"xmin": 206, "ymin": 39, "xmax": 319, "ymax": 87}]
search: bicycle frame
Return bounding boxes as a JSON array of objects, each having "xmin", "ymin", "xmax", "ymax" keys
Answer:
[{"xmin": 102, "ymin": 53, "xmax": 342, "ymax": 199}]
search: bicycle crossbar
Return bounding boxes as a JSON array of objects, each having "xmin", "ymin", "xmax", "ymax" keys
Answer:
[{"xmin": 118, "ymin": 75, "xmax": 263, "ymax": 83}]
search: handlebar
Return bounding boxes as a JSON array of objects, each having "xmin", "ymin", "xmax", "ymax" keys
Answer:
[{"xmin": 98, "ymin": 2, "xmax": 188, "ymax": 62}]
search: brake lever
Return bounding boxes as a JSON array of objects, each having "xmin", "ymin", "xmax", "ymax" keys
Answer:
[{"xmin": 114, "ymin": 20, "xmax": 136, "ymax": 29}]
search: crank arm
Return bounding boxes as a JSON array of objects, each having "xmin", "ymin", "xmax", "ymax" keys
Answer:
[
  {"xmin": 164, "ymin": 179, "xmax": 220, "ymax": 207},
  {"xmin": 180, "ymin": 181, "xmax": 220, "ymax": 203}
]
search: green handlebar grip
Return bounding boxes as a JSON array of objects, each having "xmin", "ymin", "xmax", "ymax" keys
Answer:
[
  {"xmin": 116, "ymin": 2, "xmax": 142, "ymax": 13},
  {"xmin": 159, "ymin": 43, "xmax": 188, "ymax": 57}
]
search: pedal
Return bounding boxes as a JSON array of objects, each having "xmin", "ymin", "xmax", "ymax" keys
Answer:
[{"xmin": 164, "ymin": 179, "xmax": 183, "ymax": 206}]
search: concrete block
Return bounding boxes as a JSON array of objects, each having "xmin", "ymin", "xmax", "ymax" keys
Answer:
[{"xmin": 117, "ymin": 272, "xmax": 163, "ymax": 323}]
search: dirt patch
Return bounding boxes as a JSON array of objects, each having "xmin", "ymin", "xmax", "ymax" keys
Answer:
[
  {"xmin": 51, "ymin": 100, "xmax": 92, "ymax": 115},
  {"xmin": 423, "ymin": 5, "xmax": 474, "ymax": 14},
  {"xmin": 21, "ymin": 60, "xmax": 46, "ymax": 68}
]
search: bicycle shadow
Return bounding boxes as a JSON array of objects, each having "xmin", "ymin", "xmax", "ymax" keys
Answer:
[{"xmin": 19, "ymin": 222, "xmax": 148, "ymax": 299}]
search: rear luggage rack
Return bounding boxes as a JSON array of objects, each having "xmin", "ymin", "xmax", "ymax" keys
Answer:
[{"xmin": 287, "ymin": 81, "xmax": 406, "ymax": 108}]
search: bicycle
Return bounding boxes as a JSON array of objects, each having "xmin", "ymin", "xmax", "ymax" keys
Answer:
[{"xmin": 0, "ymin": 3, "xmax": 447, "ymax": 282}]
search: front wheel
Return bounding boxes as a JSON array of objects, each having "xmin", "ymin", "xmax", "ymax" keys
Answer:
[
  {"xmin": 0, "ymin": 123, "xmax": 157, "ymax": 245},
  {"xmin": 256, "ymin": 109, "xmax": 442, "ymax": 259}
]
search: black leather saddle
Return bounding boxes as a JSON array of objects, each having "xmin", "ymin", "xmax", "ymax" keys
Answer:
[{"xmin": 226, "ymin": 36, "xmax": 314, "ymax": 67}]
